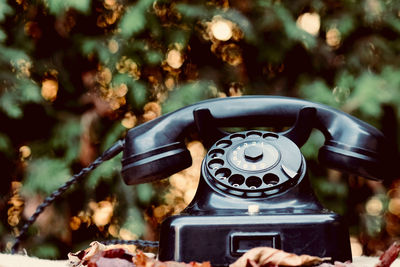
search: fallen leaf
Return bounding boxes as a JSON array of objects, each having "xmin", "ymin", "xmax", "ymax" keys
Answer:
[
  {"xmin": 230, "ymin": 247, "xmax": 329, "ymax": 267},
  {"xmin": 68, "ymin": 242, "xmax": 135, "ymax": 267},
  {"xmin": 68, "ymin": 242, "xmax": 210, "ymax": 267},
  {"xmin": 376, "ymin": 242, "xmax": 400, "ymax": 267}
]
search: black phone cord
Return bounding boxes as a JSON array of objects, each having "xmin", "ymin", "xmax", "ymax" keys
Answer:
[
  {"xmin": 101, "ymin": 239, "xmax": 159, "ymax": 247},
  {"xmin": 11, "ymin": 140, "xmax": 129, "ymax": 254}
]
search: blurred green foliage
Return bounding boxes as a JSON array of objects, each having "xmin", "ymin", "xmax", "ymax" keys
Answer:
[{"xmin": 0, "ymin": 0, "xmax": 399, "ymax": 259}]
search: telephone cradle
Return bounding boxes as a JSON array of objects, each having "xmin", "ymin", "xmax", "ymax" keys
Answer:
[{"xmin": 12, "ymin": 96, "xmax": 397, "ymax": 266}]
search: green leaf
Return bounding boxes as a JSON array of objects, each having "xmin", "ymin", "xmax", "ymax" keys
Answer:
[
  {"xmin": 81, "ymin": 38, "xmax": 111, "ymax": 64},
  {"xmin": 100, "ymin": 122, "xmax": 126, "ymax": 151},
  {"xmin": 0, "ymin": 45, "xmax": 29, "ymax": 64},
  {"xmin": 300, "ymin": 80, "xmax": 339, "ymax": 108},
  {"xmin": 0, "ymin": 78, "xmax": 42, "ymax": 118},
  {"xmin": 47, "ymin": 0, "xmax": 91, "ymax": 14},
  {"xmin": 30, "ymin": 243, "xmax": 60, "ymax": 259},
  {"xmin": 0, "ymin": 132, "xmax": 12, "ymax": 154},
  {"xmin": 81, "ymin": 39, "xmax": 98, "ymax": 54},
  {"xmin": 168, "ymin": 29, "xmax": 190, "ymax": 47},
  {"xmin": 120, "ymin": 7, "xmax": 146, "ymax": 37},
  {"xmin": 124, "ymin": 80, "xmax": 148, "ymax": 108},
  {"xmin": 0, "ymin": 92, "xmax": 23, "ymax": 118},
  {"xmin": 0, "ymin": 0, "xmax": 13, "ymax": 22},
  {"xmin": 112, "ymin": 73, "xmax": 148, "ymax": 108},
  {"xmin": 16, "ymin": 79, "xmax": 42, "ymax": 102},
  {"xmin": 162, "ymin": 81, "xmax": 219, "ymax": 114},
  {"xmin": 0, "ymin": 29, "xmax": 6, "ymax": 43},
  {"xmin": 300, "ymin": 130, "xmax": 324, "ymax": 160},
  {"xmin": 121, "ymin": 207, "xmax": 145, "ymax": 236},
  {"xmin": 86, "ymin": 155, "xmax": 121, "ymax": 188},
  {"xmin": 50, "ymin": 118, "xmax": 81, "ymax": 162},
  {"xmin": 120, "ymin": 0, "xmax": 155, "ymax": 38},
  {"xmin": 24, "ymin": 158, "xmax": 72, "ymax": 195},
  {"xmin": 136, "ymin": 184, "xmax": 154, "ymax": 204},
  {"xmin": 349, "ymin": 72, "xmax": 389, "ymax": 118},
  {"xmin": 384, "ymin": 14, "xmax": 400, "ymax": 34},
  {"xmin": 145, "ymin": 50, "xmax": 163, "ymax": 65},
  {"xmin": 176, "ymin": 4, "xmax": 209, "ymax": 19}
]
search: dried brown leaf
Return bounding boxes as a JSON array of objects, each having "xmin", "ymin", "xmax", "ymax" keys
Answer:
[
  {"xmin": 230, "ymin": 247, "xmax": 329, "ymax": 267},
  {"xmin": 68, "ymin": 243, "xmax": 210, "ymax": 267},
  {"xmin": 376, "ymin": 242, "xmax": 400, "ymax": 267},
  {"xmin": 68, "ymin": 242, "xmax": 135, "ymax": 267}
]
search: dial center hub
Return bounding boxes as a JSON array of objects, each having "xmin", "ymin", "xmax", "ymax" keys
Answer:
[{"xmin": 244, "ymin": 146, "xmax": 263, "ymax": 161}]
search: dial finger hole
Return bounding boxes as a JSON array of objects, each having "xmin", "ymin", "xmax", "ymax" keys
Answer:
[
  {"xmin": 263, "ymin": 133, "xmax": 279, "ymax": 140},
  {"xmin": 246, "ymin": 131, "xmax": 262, "ymax": 138},
  {"xmin": 229, "ymin": 174, "xmax": 245, "ymax": 187},
  {"xmin": 216, "ymin": 139, "xmax": 232, "ymax": 148},
  {"xmin": 208, "ymin": 159, "xmax": 224, "ymax": 170},
  {"xmin": 230, "ymin": 133, "xmax": 245, "ymax": 142},
  {"xmin": 263, "ymin": 173, "xmax": 279, "ymax": 186},
  {"xmin": 246, "ymin": 176, "xmax": 262, "ymax": 189},
  {"xmin": 215, "ymin": 168, "xmax": 231, "ymax": 180},
  {"xmin": 208, "ymin": 149, "xmax": 224, "ymax": 158}
]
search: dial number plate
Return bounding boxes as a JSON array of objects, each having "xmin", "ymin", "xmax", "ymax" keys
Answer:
[{"xmin": 229, "ymin": 141, "xmax": 280, "ymax": 172}]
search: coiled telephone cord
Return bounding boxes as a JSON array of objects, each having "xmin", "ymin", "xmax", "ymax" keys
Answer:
[{"xmin": 11, "ymin": 140, "xmax": 159, "ymax": 254}]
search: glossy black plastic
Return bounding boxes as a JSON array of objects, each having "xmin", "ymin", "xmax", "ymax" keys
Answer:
[
  {"xmin": 121, "ymin": 96, "xmax": 395, "ymax": 185},
  {"xmin": 119, "ymin": 96, "xmax": 397, "ymax": 266},
  {"xmin": 159, "ymin": 213, "xmax": 351, "ymax": 266}
]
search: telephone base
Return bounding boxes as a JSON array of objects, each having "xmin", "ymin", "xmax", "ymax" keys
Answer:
[{"xmin": 158, "ymin": 213, "xmax": 351, "ymax": 266}]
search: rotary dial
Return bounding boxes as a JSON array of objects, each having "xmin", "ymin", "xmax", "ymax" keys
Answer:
[{"xmin": 204, "ymin": 130, "xmax": 304, "ymax": 198}]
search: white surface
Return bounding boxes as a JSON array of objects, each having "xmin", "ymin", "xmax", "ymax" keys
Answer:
[
  {"xmin": 0, "ymin": 254, "xmax": 399, "ymax": 267},
  {"xmin": 0, "ymin": 254, "xmax": 68, "ymax": 267},
  {"xmin": 352, "ymin": 256, "xmax": 400, "ymax": 267}
]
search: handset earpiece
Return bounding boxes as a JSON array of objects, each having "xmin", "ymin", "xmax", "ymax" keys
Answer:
[
  {"xmin": 121, "ymin": 141, "xmax": 191, "ymax": 185},
  {"xmin": 121, "ymin": 113, "xmax": 193, "ymax": 185},
  {"xmin": 316, "ymin": 112, "xmax": 393, "ymax": 181}
]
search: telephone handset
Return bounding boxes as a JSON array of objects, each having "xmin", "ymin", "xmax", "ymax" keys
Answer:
[
  {"xmin": 122, "ymin": 95, "xmax": 392, "ymax": 184},
  {"xmin": 119, "ymin": 96, "xmax": 395, "ymax": 265}
]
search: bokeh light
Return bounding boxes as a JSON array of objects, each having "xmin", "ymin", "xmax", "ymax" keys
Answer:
[
  {"xmin": 19, "ymin": 145, "xmax": 31, "ymax": 160},
  {"xmin": 116, "ymin": 57, "xmax": 140, "ymax": 79},
  {"xmin": 211, "ymin": 18, "xmax": 233, "ymax": 41},
  {"xmin": 366, "ymin": 196, "xmax": 384, "ymax": 216},
  {"xmin": 326, "ymin": 28, "xmax": 341, "ymax": 48},
  {"xmin": 89, "ymin": 200, "xmax": 115, "ymax": 227},
  {"xmin": 142, "ymin": 102, "xmax": 162, "ymax": 122},
  {"xmin": 388, "ymin": 198, "xmax": 400, "ymax": 216},
  {"xmin": 121, "ymin": 112, "xmax": 137, "ymax": 129},
  {"xmin": 108, "ymin": 39, "xmax": 119, "ymax": 54},
  {"xmin": 296, "ymin": 12, "xmax": 320, "ymax": 36},
  {"xmin": 166, "ymin": 49, "xmax": 184, "ymax": 69},
  {"xmin": 41, "ymin": 78, "xmax": 58, "ymax": 102}
]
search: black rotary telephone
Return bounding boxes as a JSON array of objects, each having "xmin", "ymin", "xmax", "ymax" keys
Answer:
[{"xmin": 13, "ymin": 96, "xmax": 397, "ymax": 266}]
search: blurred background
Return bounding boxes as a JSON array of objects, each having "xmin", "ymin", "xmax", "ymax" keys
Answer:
[{"xmin": 0, "ymin": 0, "xmax": 400, "ymax": 259}]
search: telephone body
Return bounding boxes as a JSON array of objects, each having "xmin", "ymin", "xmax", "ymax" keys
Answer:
[{"xmin": 120, "ymin": 96, "xmax": 394, "ymax": 266}]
